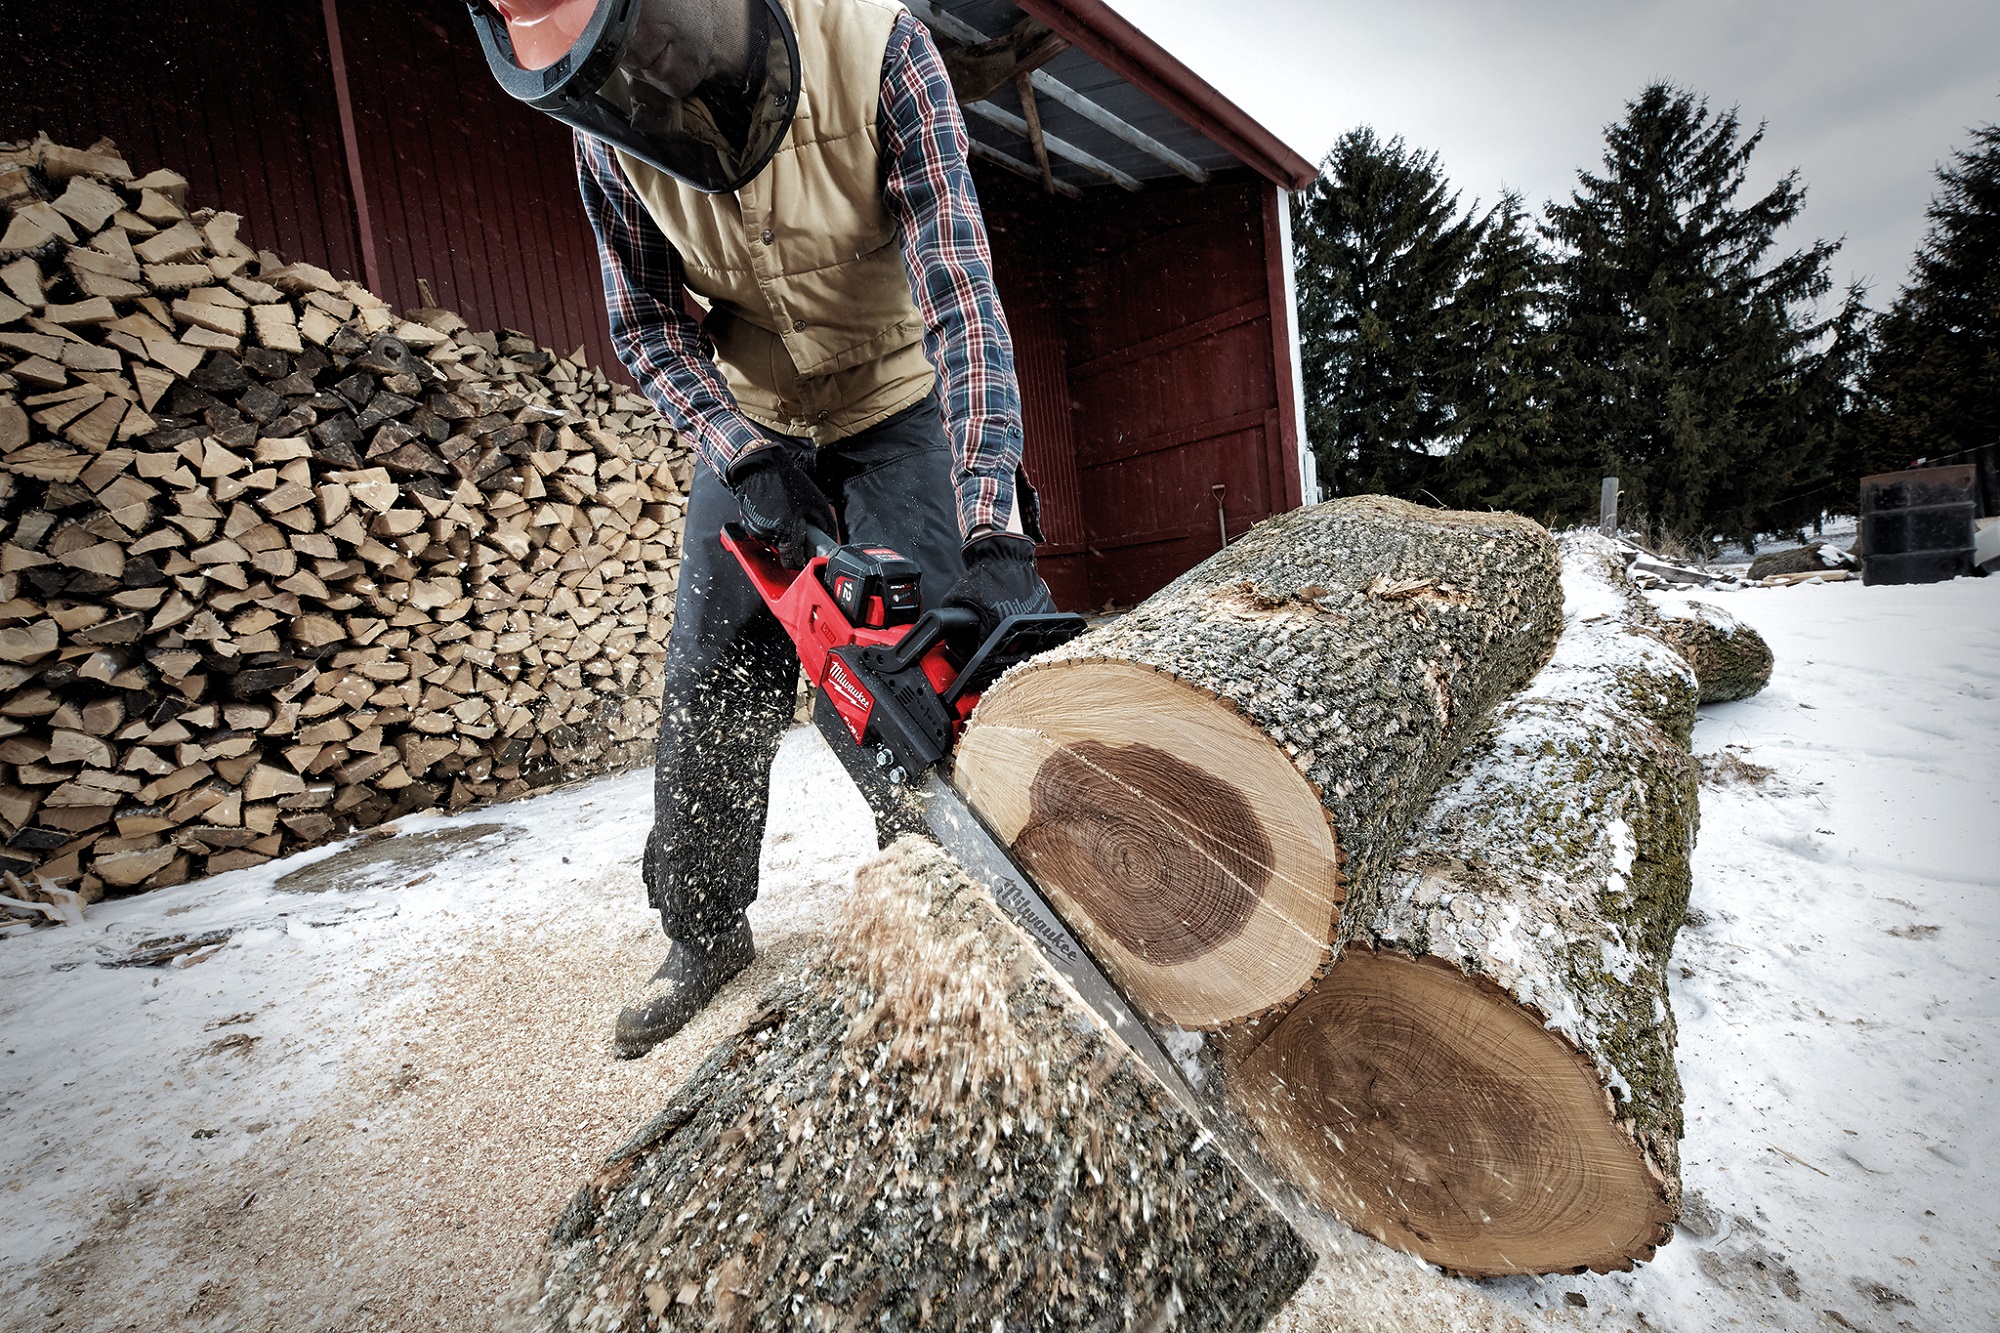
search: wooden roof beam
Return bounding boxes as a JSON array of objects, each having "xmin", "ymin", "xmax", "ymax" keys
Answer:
[
  {"xmin": 937, "ymin": 17, "xmax": 1070, "ymax": 104},
  {"xmin": 965, "ymin": 99, "xmax": 1142, "ymax": 190},
  {"xmin": 966, "ymin": 139, "xmax": 1084, "ymax": 198},
  {"xmin": 909, "ymin": 0, "xmax": 1209, "ymax": 184},
  {"xmin": 1015, "ymin": 0, "xmax": 1318, "ymax": 190},
  {"xmin": 1024, "ymin": 69, "xmax": 1209, "ymax": 183}
]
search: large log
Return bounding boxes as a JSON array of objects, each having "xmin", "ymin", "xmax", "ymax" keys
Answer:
[
  {"xmin": 1229, "ymin": 530, "xmax": 1700, "ymax": 1276},
  {"xmin": 953, "ymin": 497, "xmax": 1563, "ymax": 1031},
  {"xmin": 520, "ymin": 838, "xmax": 1315, "ymax": 1332},
  {"xmin": 1653, "ymin": 598, "xmax": 1774, "ymax": 703}
]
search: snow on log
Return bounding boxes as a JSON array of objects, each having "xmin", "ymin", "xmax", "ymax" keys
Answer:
[
  {"xmin": 952, "ymin": 496, "xmax": 1563, "ymax": 1031},
  {"xmin": 1653, "ymin": 599, "xmax": 1774, "ymax": 703},
  {"xmin": 520, "ymin": 838, "xmax": 1315, "ymax": 1332},
  {"xmin": 1229, "ymin": 531, "xmax": 1700, "ymax": 1276}
]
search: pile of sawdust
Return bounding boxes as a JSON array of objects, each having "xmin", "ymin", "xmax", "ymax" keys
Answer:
[
  {"xmin": 833, "ymin": 846, "xmax": 1028, "ymax": 1119},
  {"xmin": 24, "ymin": 871, "xmax": 841, "ymax": 1332}
]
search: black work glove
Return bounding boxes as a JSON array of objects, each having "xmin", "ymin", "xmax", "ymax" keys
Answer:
[
  {"xmin": 728, "ymin": 447, "xmax": 838, "ymax": 568},
  {"xmin": 942, "ymin": 534, "xmax": 1057, "ymax": 641}
]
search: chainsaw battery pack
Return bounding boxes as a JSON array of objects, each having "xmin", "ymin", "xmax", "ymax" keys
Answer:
[{"xmin": 821, "ymin": 544, "xmax": 923, "ymax": 629}]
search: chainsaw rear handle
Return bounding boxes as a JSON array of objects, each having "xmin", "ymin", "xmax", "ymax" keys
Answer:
[{"xmin": 802, "ymin": 523, "xmax": 840, "ymax": 562}]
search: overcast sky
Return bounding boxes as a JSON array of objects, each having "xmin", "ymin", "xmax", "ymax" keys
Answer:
[{"xmin": 1112, "ymin": 0, "xmax": 1999, "ymax": 305}]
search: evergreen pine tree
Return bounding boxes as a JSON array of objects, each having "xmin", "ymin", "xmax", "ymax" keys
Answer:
[
  {"xmin": 1441, "ymin": 194, "xmax": 1558, "ymax": 512},
  {"xmin": 1291, "ymin": 129, "xmax": 1492, "ymax": 500},
  {"xmin": 1543, "ymin": 83, "xmax": 1849, "ymax": 546},
  {"xmin": 1855, "ymin": 123, "xmax": 2000, "ymax": 477}
]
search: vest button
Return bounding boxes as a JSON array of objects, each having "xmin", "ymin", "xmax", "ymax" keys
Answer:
[
  {"xmin": 792, "ymin": 319, "xmax": 807, "ymax": 332},
  {"xmin": 816, "ymin": 411, "xmax": 829, "ymax": 423},
  {"xmin": 761, "ymin": 228, "xmax": 774, "ymax": 245}
]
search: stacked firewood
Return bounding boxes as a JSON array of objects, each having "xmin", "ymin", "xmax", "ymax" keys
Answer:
[{"xmin": 0, "ymin": 135, "xmax": 690, "ymax": 905}]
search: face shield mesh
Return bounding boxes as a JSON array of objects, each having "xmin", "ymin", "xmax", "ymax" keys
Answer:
[{"xmin": 471, "ymin": 0, "xmax": 800, "ymax": 194}]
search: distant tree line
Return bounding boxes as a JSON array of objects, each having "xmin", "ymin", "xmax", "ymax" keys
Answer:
[{"xmin": 1292, "ymin": 81, "xmax": 1999, "ymax": 550}]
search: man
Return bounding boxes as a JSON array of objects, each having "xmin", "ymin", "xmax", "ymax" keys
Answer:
[{"xmin": 471, "ymin": 0, "xmax": 1056, "ymax": 1057}]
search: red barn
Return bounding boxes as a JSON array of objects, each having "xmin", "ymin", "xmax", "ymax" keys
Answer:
[{"xmin": 5, "ymin": 0, "xmax": 1317, "ymax": 609}]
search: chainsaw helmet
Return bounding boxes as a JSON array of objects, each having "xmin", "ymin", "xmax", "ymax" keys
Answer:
[{"xmin": 468, "ymin": 0, "xmax": 800, "ymax": 194}]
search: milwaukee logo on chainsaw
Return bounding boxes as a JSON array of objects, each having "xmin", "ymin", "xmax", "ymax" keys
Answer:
[{"xmin": 822, "ymin": 657, "xmax": 875, "ymax": 740}]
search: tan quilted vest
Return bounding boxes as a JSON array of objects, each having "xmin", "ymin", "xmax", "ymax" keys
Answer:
[{"xmin": 615, "ymin": 0, "xmax": 934, "ymax": 446}]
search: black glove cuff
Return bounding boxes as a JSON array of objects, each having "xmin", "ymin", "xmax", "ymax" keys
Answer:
[
  {"xmin": 962, "ymin": 532, "xmax": 1037, "ymax": 565},
  {"xmin": 724, "ymin": 444, "xmax": 785, "ymax": 486}
]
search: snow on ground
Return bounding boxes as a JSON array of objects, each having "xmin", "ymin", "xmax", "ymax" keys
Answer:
[
  {"xmin": 0, "ymin": 742, "xmax": 881, "ymax": 1330},
  {"xmin": 1604, "ymin": 576, "xmax": 2000, "ymax": 1331},
  {"xmin": 1711, "ymin": 516, "xmax": 1860, "ymax": 567},
  {"xmin": 1, "ymin": 574, "xmax": 1994, "ymax": 1331}
]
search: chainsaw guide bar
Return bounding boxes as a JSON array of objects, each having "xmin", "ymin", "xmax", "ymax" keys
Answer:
[{"xmin": 722, "ymin": 521, "xmax": 1204, "ymax": 1111}]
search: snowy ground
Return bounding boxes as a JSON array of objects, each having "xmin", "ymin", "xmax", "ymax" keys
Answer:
[
  {"xmin": 1711, "ymin": 516, "xmax": 1860, "ymax": 567},
  {"xmin": 1, "ymin": 573, "xmax": 1994, "ymax": 1331}
]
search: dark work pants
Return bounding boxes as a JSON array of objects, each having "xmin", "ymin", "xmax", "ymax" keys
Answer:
[{"xmin": 644, "ymin": 394, "xmax": 968, "ymax": 941}]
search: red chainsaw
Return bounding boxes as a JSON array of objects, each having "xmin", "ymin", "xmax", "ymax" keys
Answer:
[{"xmin": 720, "ymin": 521, "xmax": 1082, "ymax": 785}]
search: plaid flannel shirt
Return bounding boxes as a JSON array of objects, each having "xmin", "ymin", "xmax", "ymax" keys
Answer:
[{"xmin": 575, "ymin": 11, "xmax": 1024, "ymax": 539}]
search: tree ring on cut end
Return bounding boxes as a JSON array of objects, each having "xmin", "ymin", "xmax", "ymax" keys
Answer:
[
  {"xmin": 954, "ymin": 660, "xmax": 1343, "ymax": 1028},
  {"xmin": 1017, "ymin": 740, "xmax": 1268, "ymax": 965},
  {"xmin": 1230, "ymin": 948, "xmax": 1672, "ymax": 1276}
]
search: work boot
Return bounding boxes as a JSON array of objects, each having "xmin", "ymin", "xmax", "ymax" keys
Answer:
[{"xmin": 612, "ymin": 918, "xmax": 755, "ymax": 1060}]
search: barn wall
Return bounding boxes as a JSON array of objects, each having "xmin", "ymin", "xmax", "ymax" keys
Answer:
[
  {"xmin": 976, "ymin": 168, "xmax": 1090, "ymax": 610},
  {"xmin": 1, "ymin": 0, "xmax": 622, "ymax": 378},
  {"xmin": 1, "ymin": 2, "xmax": 364, "ymax": 281},
  {"xmin": 1060, "ymin": 174, "xmax": 1288, "ymax": 608},
  {"xmin": 973, "ymin": 168, "xmax": 1294, "ymax": 610},
  {"xmin": 8, "ymin": 5, "xmax": 1301, "ymax": 610},
  {"xmin": 330, "ymin": 0, "xmax": 622, "ymax": 376}
]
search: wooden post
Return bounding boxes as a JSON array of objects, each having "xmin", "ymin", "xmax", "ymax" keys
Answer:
[
  {"xmin": 1600, "ymin": 475, "xmax": 1620, "ymax": 535},
  {"xmin": 321, "ymin": 0, "xmax": 382, "ymax": 295},
  {"xmin": 1016, "ymin": 72, "xmax": 1057, "ymax": 195}
]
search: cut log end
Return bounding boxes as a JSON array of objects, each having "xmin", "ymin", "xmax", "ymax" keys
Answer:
[
  {"xmin": 954, "ymin": 498, "xmax": 1561, "ymax": 1031},
  {"xmin": 1233, "ymin": 947, "xmax": 1674, "ymax": 1278},
  {"xmin": 954, "ymin": 659, "xmax": 1342, "ymax": 1030}
]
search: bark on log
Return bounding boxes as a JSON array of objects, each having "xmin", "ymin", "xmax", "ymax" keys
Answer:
[
  {"xmin": 1228, "ymin": 531, "xmax": 1700, "ymax": 1276},
  {"xmin": 1745, "ymin": 540, "xmax": 1854, "ymax": 581},
  {"xmin": 1654, "ymin": 599, "xmax": 1774, "ymax": 703},
  {"xmin": 953, "ymin": 497, "xmax": 1563, "ymax": 1030},
  {"xmin": 520, "ymin": 839, "xmax": 1314, "ymax": 1332}
]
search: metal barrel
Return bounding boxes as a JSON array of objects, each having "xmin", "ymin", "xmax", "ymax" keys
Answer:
[{"xmin": 1859, "ymin": 464, "xmax": 1979, "ymax": 586}]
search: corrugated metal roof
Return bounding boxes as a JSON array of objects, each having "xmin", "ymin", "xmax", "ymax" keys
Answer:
[{"xmin": 911, "ymin": 0, "xmax": 1247, "ymax": 193}]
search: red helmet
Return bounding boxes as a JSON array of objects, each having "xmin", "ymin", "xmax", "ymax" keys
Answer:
[{"xmin": 467, "ymin": 0, "xmax": 801, "ymax": 194}]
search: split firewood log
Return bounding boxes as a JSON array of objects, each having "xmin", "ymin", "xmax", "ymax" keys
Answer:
[
  {"xmin": 952, "ymin": 496, "xmax": 1564, "ymax": 1031},
  {"xmin": 520, "ymin": 838, "xmax": 1314, "ymax": 1332},
  {"xmin": 1652, "ymin": 599, "xmax": 1774, "ymax": 703},
  {"xmin": 0, "ymin": 135, "xmax": 695, "ymax": 897},
  {"xmin": 1229, "ymin": 530, "xmax": 1700, "ymax": 1276}
]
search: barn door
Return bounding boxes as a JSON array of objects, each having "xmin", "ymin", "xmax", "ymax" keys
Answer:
[{"xmin": 1063, "ymin": 177, "xmax": 1289, "ymax": 607}]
